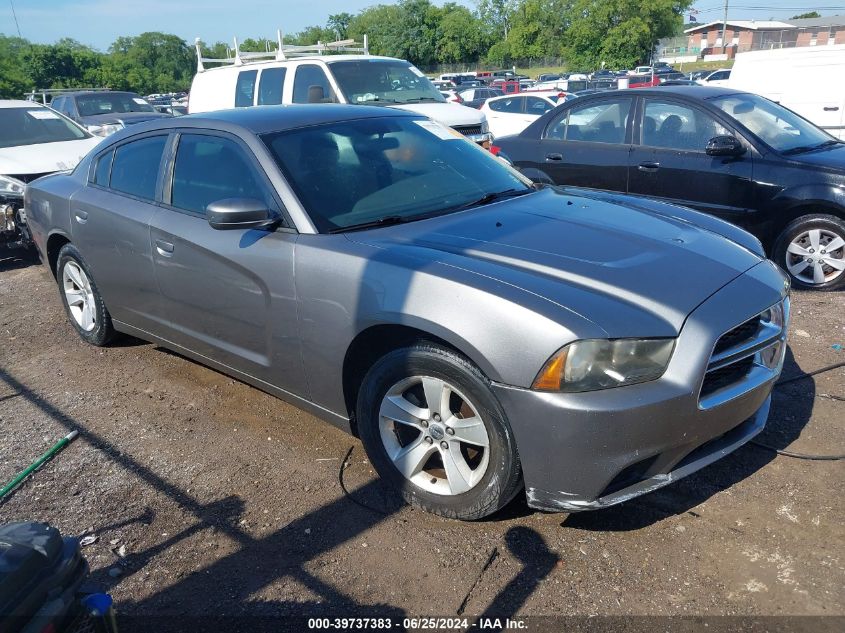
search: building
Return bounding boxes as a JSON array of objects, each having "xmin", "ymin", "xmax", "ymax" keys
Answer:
[{"xmin": 681, "ymin": 15, "xmax": 845, "ymax": 59}]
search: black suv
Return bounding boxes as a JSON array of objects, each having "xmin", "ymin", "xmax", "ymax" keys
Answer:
[
  {"xmin": 50, "ymin": 91, "xmax": 170, "ymax": 137},
  {"xmin": 495, "ymin": 86, "xmax": 845, "ymax": 290}
]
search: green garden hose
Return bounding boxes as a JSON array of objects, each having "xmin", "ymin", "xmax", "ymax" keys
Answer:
[{"xmin": 0, "ymin": 430, "xmax": 79, "ymax": 500}]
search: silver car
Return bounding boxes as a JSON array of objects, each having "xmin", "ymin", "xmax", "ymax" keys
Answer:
[{"xmin": 25, "ymin": 105, "xmax": 790, "ymax": 520}]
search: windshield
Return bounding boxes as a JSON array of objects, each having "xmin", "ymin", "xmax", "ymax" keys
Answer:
[
  {"xmin": 0, "ymin": 107, "xmax": 90, "ymax": 149},
  {"xmin": 710, "ymin": 93, "xmax": 833, "ymax": 153},
  {"xmin": 263, "ymin": 116, "xmax": 531, "ymax": 232},
  {"xmin": 329, "ymin": 60, "xmax": 446, "ymax": 105},
  {"xmin": 75, "ymin": 93, "xmax": 155, "ymax": 117}
]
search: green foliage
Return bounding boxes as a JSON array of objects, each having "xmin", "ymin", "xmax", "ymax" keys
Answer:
[
  {"xmin": 563, "ymin": 0, "xmax": 690, "ymax": 69},
  {"xmin": 790, "ymin": 11, "xmax": 821, "ymax": 19},
  {"xmin": 0, "ymin": 0, "xmax": 692, "ymax": 98}
]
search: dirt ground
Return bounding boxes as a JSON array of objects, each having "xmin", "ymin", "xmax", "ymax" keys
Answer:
[{"xmin": 1, "ymin": 248, "xmax": 843, "ymax": 629}]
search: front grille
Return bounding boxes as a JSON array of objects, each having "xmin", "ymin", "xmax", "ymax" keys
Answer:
[
  {"xmin": 452, "ymin": 124, "xmax": 483, "ymax": 136},
  {"xmin": 698, "ymin": 299, "xmax": 788, "ymax": 409},
  {"xmin": 713, "ymin": 316, "xmax": 760, "ymax": 355},
  {"xmin": 700, "ymin": 355, "xmax": 755, "ymax": 398}
]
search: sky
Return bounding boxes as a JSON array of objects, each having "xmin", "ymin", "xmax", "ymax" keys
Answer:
[{"xmin": 4, "ymin": 0, "xmax": 841, "ymax": 50}]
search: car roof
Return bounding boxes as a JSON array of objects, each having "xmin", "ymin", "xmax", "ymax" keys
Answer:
[
  {"xmin": 61, "ymin": 91, "xmax": 140, "ymax": 97},
  {"xmin": 0, "ymin": 100, "xmax": 47, "ymax": 109},
  {"xmin": 582, "ymin": 86, "xmax": 747, "ymax": 99},
  {"xmin": 116, "ymin": 104, "xmax": 419, "ymax": 137},
  {"xmin": 200, "ymin": 54, "xmax": 400, "ymax": 73}
]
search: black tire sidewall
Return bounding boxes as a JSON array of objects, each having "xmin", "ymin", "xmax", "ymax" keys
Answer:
[
  {"xmin": 56, "ymin": 244, "xmax": 115, "ymax": 346},
  {"xmin": 775, "ymin": 214, "xmax": 845, "ymax": 291},
  {"xmin": 357, "ymin": 344, "xmax": 522, "ymax": 520}
]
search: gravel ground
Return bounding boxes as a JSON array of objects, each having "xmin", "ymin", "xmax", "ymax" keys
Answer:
[{"xmin": 1, "ymin": 249, "xmax": 843, "ymax": 627}]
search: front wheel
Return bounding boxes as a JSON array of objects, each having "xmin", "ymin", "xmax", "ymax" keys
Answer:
[
  {"xmin": 774, "ymin": 214, "xmax": 845, "ymax": 291},
  {"xmin": 356, "ymin": 344, "xmax": 523, "ymax": 520},
  {"xmin": 56, "ymin": 243, "xmax": 116, "ymax": 346}
]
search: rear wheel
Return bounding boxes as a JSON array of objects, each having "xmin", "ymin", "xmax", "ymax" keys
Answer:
[
  {"xmin": 56, "ymin": 244, "xmax": 116, "ymax": 346},
  {"xmin": 357, "ymin": 344, "xmax": 522, "ymax": 520},
  {"xmin": 774, "ymin": 214, "xmax": 845, "ymax": 291}
]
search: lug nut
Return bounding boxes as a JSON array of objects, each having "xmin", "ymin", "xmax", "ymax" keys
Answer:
[
  {"xmin": 446, "ymin": 427, "xmax": 455, "ymax": 435},
  {"xmin": 424, "ymin": 436, "xmax": 433, "ymax": 444},
  {"xmin": 421, "ymin": 420, "xmax": 429, "ymax": 428},
  {"xmin": 433, "ymin": 414, "xmax": 441, "ymax": 422},
  {"xmin": 440, "ymin": 441, "xmax": 449, "ymax": 449},
  {"xmin": 809, "ymin": 248, "xmax": 815, "ymax": 253}
]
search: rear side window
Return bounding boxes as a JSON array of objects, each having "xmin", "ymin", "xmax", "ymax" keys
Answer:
[
  {"xmin": 235, "ymin": 70, "xmax": 258, "ymax": 107},
  {"xmin": 93, "ymin": 150, "xmax": 113, "ymax": 185},
  {"xmin": 292, "ymin": 65, "xmax": 337, "ymax": 104},
  {"xmin": 489, "ymin": 98, "xmax": 522, "ymax": 113},
  {"xmin": 109, "ymin": 135, "xmax": 167, "ymax": 201},
  {"xmin": 546, "ymin": 98, "xmax": 632, "ymax": 144},
  {"xmin": 524, "ymin": 97, "xmax": 554, "ymax": 114},
  {"xmin": 258, "ymin": 68, "xmax": 287, "ymax": 105},
  {"xmin": 171, "ymin": 134, "xmax": 270, "ymax": 214}
]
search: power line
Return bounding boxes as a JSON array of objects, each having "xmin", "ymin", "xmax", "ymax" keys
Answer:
[{"xmin": 8, "ymin": 0, "xmax": 22, "ymax": 38}]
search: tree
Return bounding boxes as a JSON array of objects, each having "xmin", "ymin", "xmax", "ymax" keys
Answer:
[
  {"xmin": 563, "ymin": 0, "xmax": 690, "ymax": 69},
  {"xmin": 101, "ymin": 32, "xmax": 194, "ymax": 94},
  {"xmin": 437, "ymin": 4, "xmax": 487, "ymax": 63},
  {"xmin": 476, "ymin": 0, "xmax": 518, "ymax": 39},
  {"xmin": 327, "ymin": 12, "xmax": 353, "ymax": 40},
  {"xmin": 791, "ymin": 11, "xmax": 821, "ymax": 19},
  {"xmin": 0, "ymin": 35, "xmax": 31, "ymax": 98}
]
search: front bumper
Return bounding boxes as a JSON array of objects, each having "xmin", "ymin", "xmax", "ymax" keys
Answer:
[{"xmin": 495, "ymin": 261, "xmax": 789, "ymax": 512}]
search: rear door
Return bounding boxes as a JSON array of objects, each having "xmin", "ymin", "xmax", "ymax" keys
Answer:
[
  {"xmin": 627, "ymin": 96, "xmax": 755, "ymax": 225},
  {"xmin": 148, "ymin": 131, "xmax": 306, "ymax": 394},
  {"xmin": 68, "ymin": 133, "xmax": 169, "ymax": 330},
  {"xmin": 533, "ymin": 94, "xmax": 634, "ymax": 191}
]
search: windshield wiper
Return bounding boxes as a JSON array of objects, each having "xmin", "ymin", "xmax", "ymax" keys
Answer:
[
  {"xmin": 328, "ymin": 215, "xmax": 411, "ymax": 234},
  {"xmin": 396, "ymin": 97, "xmax": 443, "ymax": 104},
  {"xmin": 446, "ymin": 188, "xmax": 533, "ymax": 213},
  {"xmin": 782, "ymin": 139, "xmax": 842, "ymax": 155}
]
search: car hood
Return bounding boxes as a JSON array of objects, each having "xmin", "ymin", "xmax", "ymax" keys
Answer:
[
  {"xmin": 0, "ymin": 137, "xmax": 103, "ymax": 177},
  {"xmin": 348, "ymin": 188, "xmax": 764, "ymax": 337},
  {"xmin": 80, "ymin": 111, "xmax": 170, "ymax": 126},
  {"xmin": 784, "ymin": 142, "xmax": 845, "ymax": 171},
  {"xmin": 388, "ymin": 102, "xmax": 484, "ymax": 127}
]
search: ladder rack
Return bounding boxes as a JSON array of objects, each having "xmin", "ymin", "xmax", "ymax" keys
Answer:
[{"xmin": 194, "ymin": 30, "xmax": 369, "ymax": 72}]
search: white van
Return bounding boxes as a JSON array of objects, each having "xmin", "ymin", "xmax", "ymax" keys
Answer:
[
  {"xmin": 189, "ymin": 38, "xmax": 490, "ymax": 145},
  {"xmin": 729, "ymin": 45, "xmax": 845, "ymax": 139}
]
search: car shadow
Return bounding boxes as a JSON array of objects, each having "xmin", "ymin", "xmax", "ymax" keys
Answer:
[{"xmin": 560, "ymin": 346, "xmax": 815, "ymax": 531}]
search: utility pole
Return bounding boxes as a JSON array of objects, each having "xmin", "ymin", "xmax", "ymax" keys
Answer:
[{"xmin": 720, "ymin": 0, "xmax": 729, "ymax": 54}]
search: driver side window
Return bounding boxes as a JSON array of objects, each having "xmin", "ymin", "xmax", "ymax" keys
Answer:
[{"xmin": 546, "ymin": 98, "xmax": 632, "ymax": 144}]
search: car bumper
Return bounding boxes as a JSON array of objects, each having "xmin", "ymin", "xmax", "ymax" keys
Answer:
[{"xmin": 493, "ymin": 261, "xmax": 790, "ymax": 512}]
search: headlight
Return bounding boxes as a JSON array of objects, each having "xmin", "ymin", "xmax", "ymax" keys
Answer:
[
  {"xmin": 0, "ymin": 175, "xmax": 25, "ymax": 196},
  {"xmin": 533, "ymin": 338, "xmax": 675, "ymax": 392},
  {"xmin": 86, "ymin": 123, "xmax": 124, "ymax": 137},
  {"xmin": 480, "ymin": 119, "xmax": 489, "ymax": 135}
]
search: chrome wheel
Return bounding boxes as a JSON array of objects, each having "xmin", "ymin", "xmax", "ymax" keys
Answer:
[
  {"xmin": 785, "ymin": 228, "xmax": 845, "ymax": 286},
  {"xmin": 378, "ymin": 375, "xmax": 490, "ymax": 496},
  {"xmin": 62, "ymin": 261, "xmax": 96, "ymax": 332}
]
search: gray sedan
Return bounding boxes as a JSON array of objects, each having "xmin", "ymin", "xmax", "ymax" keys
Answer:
[{"xmin": 24, "ymin": 105, "xmax": 790, "ymax": 520}]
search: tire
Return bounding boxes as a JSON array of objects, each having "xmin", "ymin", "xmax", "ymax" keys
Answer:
[
  {"xmin": 356, "ymin": 343, "xmax": 523, "ymax": 520},
  {"xmin": 56, "ymin": 243, "xmax": 116, "ymax": 346},
  {"xmin": 774, "ymin": 214, "xmax": 845, "ymax": 291}
]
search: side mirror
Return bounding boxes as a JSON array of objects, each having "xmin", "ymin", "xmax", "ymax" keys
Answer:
[
  {"xmin": 207, "ymin": 198, "xmax": 273, "ymax": 230},
  {"xmin": 706, "ymin": 135, "xmax": 746, "ymax": 157}
]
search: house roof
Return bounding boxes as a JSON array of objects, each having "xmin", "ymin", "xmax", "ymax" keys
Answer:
[
  {"xmin": 684, "ymin": 20, "xmax": 793, "ymax": 34},
  {"xmin": 785, "ymin": 15, "xmax": 845, "ymax": 28}
]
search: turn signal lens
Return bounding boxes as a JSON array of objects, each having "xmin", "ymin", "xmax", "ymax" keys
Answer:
[{"xmin": 533, "ymin": 347, "xmax": 568, "ymax": 390}]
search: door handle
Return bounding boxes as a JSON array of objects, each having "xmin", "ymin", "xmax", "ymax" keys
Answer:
[
  {"xmin": 638, "ymin": 161, "xmax": 660, "ymax": 172},
  {"xmin": 545, "ymin": 153, "xmax": 563, "ymax": 161},
  {"xmin": 823, "ymin": 106, "xmax": 840, "ymax": 111},
  {"xmin": 155, "ymin": 239, "xmax": 174, "ymax": 257},
  {"xmin": 73, "ymin": 210, "xmax": 88, "ymax": 224}
]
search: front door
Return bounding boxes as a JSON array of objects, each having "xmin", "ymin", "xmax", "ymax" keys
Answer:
[
  {"xmin": 148, "ymin": 131, "xmax": 306, "ymax": 396},
  {"xmin": 627, "ymin": 97, "xmax": 755, "ymax": 227}
]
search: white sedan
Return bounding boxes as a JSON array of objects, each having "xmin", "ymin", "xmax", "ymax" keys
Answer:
[
  {"xmin": 0, "ymin": 100, "xmax": 101, "ymax": 248},
  {"xmin": 479, "ymin": 92, "xmax": 564, "ymax": 139}
]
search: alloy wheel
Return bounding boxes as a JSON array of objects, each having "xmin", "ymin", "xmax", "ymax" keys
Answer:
[
  {"xmin": 62, "ymin": 261, "xmax": 97, "ymax": 332},
  {"xmin": 378, "ymin": 375, "xmax": 490, "ymax": 496}
]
